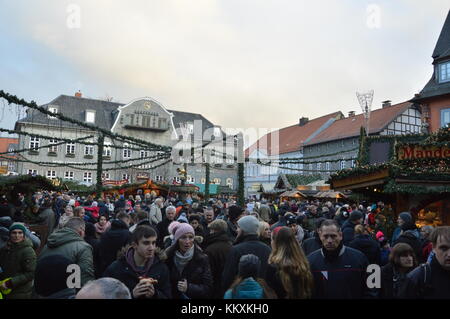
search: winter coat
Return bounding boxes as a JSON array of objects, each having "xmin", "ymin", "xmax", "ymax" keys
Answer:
[
  {"xmin": 156, "ymin": 218, "xmax": 173, "ymax": 248},
  {"xmin": 307, "ymin": 246, "xmax": 370, "ymax": 299},
  {"xmin": 348, "ymin": 234, "xmax": 381, "ymax": 265},
  {"xmin": 204, "ymin": 231, "xmax": 233, "ymax": 298},
  {"xmin": 302, "ymin": 233, "xmax": 322, "ymax": 256},
  {"xmin": 341, "ymin": 220, "xmax": 356, "ymax": 245},
  {"xmin": 104, "ymin": 250, "xmax": 171, "ymax": 299},
  {"xmin": 222, "ymin": 234, "xmax": 272, "ymax": 293},
  {"xmin": 379, "ymin": 263, "xmax": 410, "ymax": 299},
  {"xmin": 393, "ymin": 229, "xmax": 423, "ymax": 263},
  {"xmin": 399, "ymin": 255, "xmax": 450, "ymax": 299},
  {"xmin": 265, "ymin": 264, "xmax": 286, "ymax": 299},
  {"xmin": 0, "ymin": 239, "xmax": 36, "ymax": 299},
  {"xmin": 224, "ymin": 277, "xmax": 264, "ymax": 299},
  {"xmin": 149, "ymin": 204, "xmax": 162, "ymax": 226},
  {"xmin": 226, "ymin": 219, "xmax": 238, "ymax": 242},
  {"xmin": 165, "ymin": 244, "xmax": 213, "ymax": 299},
  {"xmin": 39, "ymin": 228, "xmax": 94, "ymax": 286},
  {"xmin": 96, "ymin": 219, "xmax": 131, "ymax": 277},
  {"xmin": 259, "ymin": 205, "xmax": 271, "ymax": 223}
]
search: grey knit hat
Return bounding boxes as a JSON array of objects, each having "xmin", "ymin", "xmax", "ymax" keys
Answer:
[{"xmin": 237, "ymin": 215, "xmax": 260, "ymax": 235}]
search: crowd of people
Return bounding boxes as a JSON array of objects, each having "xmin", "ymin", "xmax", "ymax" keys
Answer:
[{"xmin": 0, "ymin": 191, "xmax": 449, "ymax": 299}]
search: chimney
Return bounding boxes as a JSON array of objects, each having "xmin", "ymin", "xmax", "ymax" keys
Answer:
[
  {"xmin": 382, "ymin": 100, "xmax": 391, "ymax": 108},
  {"xmin": 348, "ymin": 111, "xmax": 355, "ymax": 117},
  {"xmin": 75, "ymin": 90, "xmax": 82, "ymax": 98},
  {"xmin": 299, "ymin": 117, "xmax": 309, "ymax": 126}
]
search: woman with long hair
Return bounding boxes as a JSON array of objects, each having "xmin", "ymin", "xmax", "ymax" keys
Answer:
[
  {"xmin": 266, "ymin": 226, "xmax": 314, "ymax": 299},
  {"xmin": 380, "ymin": 243, "xmax": 418, "ymax": 299}
]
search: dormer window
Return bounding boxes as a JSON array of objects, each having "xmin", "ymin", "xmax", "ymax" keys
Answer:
[
  {"xmin": 438, "ymin": 61, "xmax": 450, "ymax": 83},
  {"xmin": 213, "ymin": 127, "xmax": 221, "ymax": 137},
  {"xmin": 86, "ymin": 110, "xmax": 96, "ymax": 123},
  {"xmin": 48, "ymin": 107, "xmax": 58, "ymax": 119}
]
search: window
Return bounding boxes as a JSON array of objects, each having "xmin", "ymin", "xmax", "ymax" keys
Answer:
[
  {"xmin": 49, "ymin": 139, "xmax": 58, "ymax": 152},
  {"xmin": 27, "ymin": 169, "xmax": 38, "ymax": 176},
  {"xmin": 187, "ymin": 176, "xmax": 195, "ymax": 183},
  {"xmin": 351, "ymin": 159, "xmax": 356, "ymax": 168},
  {"xmin": 438, "ymin": 61, "xmax": 450, "ymax": 83},
  {"xmin": 140, "ymin": 150, "xmax": 149, "ymax": 159},
  {"xmin": 48, "ymin": 107, "xmax": 58, "ymax": 119},
  {"xmin": 64, "ymin": 171, "xmax": 74, "ymax": 180},
  {"xmin": 86, "ymin": 110, "xmax": 96, "ymax": 123},
  {"xmin": 7, "ymin": 162, "xmax": 15, "ymax": 172},
  {"xmin": 213, "ymin": 127, "xmax": 221, "ymax": 137},
  {"xmin": 213, "ymin": 178, "xmax": 221, "ymax": 185},
  {"xmin": 226, "ymin": 178, "xmax": 233, "ymax": 188},
  {"xmin": 46, "ymin": 170, "xmax": 57, "ymax": 179},
  {"xmin": 29, "ymin": 137, "xmax": 40, "ymax": 150},
  {"xmin": 201, "ymin": 178, "xmax": 206, "ymax": 184},
  {"xmin": 83, "ymin": 172, "xmax": 93, "ymax": 183},
  {"xmin": 123, "ymin": 144, "xmax": 131, "ymax": 159},
  {"xmin": 155, "ymin": 175, "xmax": 163, "ymax": 182},
  {"xmin": 102, "ymin": 173, "xmax": 110, "ymax": 180},
  {"xmin": 441, "ymin": 109, "xmax": 450, "ymax": 128},
  {"xmin": 326, "ymin": 162, "xmax": 330, "ymax": 171},
  {"xmin": 340, "ymin": 160, "xmax": 346, "ymax": 170},
  {"xmin": 66, "ymin": 142, "xmax": 75, "ymax": 154},
  {"xmin": 173, "ymin": 177, "xmax": 181, "ymax": 183},
  {"xmin": 84, "ymin": 145, "xmax": 94, "ymax": 156},
  {"xmin": 103, "ymin": 143, "xmax": 111, "ymax": 157},
  {"xmin": 187, "ymin": 123, "xmax": 194, "ymax": 134},
  {"xmin": 122, "ymin": 174, "xmax": 130, "ymax": 181}
]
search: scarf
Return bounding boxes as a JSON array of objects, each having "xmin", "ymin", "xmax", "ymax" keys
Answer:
[
  {"xmin": 125, "ymin": 247, "xmax": 154, "ymax": 277},
  {"xmin": 95, "ymin": 221, "xmax": 111, "ymax": 234},
  {"xmin": 174, "ymin": 246, "xmax": 195, "ymax": 275}
]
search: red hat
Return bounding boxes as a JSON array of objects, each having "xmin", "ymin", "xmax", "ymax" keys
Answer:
[
  {"xmin": 376, "ymin": 231, "xmax": 385, "ymax": 241},
  {"xmin": 272, "ymin": 226, "xmax": 284, "ymax": 240}
]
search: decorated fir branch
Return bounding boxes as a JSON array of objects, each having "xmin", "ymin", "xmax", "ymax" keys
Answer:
[
  {"xmin": 0, "ymin": 127, "xmax": 172, "ymax": 153},
  {"xmin": 0, "ymin": 90, "xmax": 172, "ymax": 153}
]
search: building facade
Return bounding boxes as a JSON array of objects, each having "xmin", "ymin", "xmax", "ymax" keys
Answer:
[
  {"xmin": 302, "ymin": 101, "xmax": 422, "ymax": 179},
  {"xmin": 0, "ymin": 137, "xmax": 19, "ymax": 175},
  {"xmin": 15, "ymin": 93, "xmax": 237, "ymax": 189}
]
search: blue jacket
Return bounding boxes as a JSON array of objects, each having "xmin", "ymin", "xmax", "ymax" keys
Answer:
[
  {"xmin": 224, "ymin": 278, "xmax": 264, "ymax": 299},
  {"xmin": 307, "ymin": 246, "xmax": 370, "ymax": 299}
]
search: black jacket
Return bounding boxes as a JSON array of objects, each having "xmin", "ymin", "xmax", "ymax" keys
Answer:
[
  {"xmin": 302, "ymin": 233, "xmax": 322, "ymax": 256},
  {"xmin": 379, "ymin": 263, "xmax": 411, "ymax": 299},
  {"xmin": 399, "ymin": 255, "xmax": 450, "ymax": 299},
  {"xmin": 96, "ymin": 219, "xmax": 131, "ymax": 277},
  {"xmin": 307, "ymin": 246, "xmax": 370, "ymax": 299},
  {"xmin": 103, "ymin": 253, "xmax": 171, "ymax": 299},
  {"xmin": 156, "ymin": 218, "xmax": 173, "ymax": 249},
  {"xmin": 349, "ymin": 234, "xmax": 381, "ymax": 265},
  {"xmin": 222, "ymin": 234, "xmax": 272, "ymax": 293},
  {"xmin": 165, "ymin": 244, "xmax": 213, "ymax": 299},
  {"xmin": 341, "ymin": 220, "xmax": 356, "ymax": 245},
  {"xmin": 204, "ymin": 232, "xmax": 233, "ymax": 298}
]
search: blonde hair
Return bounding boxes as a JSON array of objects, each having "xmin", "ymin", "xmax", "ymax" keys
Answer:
[
  {"xmin": 354, "ymin": 225, "xmax": 366, "ymax": 235},
  {"xmin": 258, "ymin": 221, "xmax": 270, "ymax": 238},
  {"xmin": 268, "ymin": 227, "xmax": 314, "ymax": 299}
]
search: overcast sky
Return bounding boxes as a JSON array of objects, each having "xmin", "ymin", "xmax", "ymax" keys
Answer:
[{"xmin": 0, "ymin": 0, "xmax": 449, "ymax": 141}]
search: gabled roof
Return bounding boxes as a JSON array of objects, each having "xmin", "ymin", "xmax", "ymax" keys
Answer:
[
  {"xmin": 16, "ymin": 95, "xmax": 218, "ymax": 134},
  {"xmin": 16, "ymin": 95, "xmax": 123, "ymax": 131},
  {"xmin": 432, "ymin": 10, "xmax": 450, "ymax": 61},
  {"xmin": 304, "ymin": 102, "xmax": 413, "ymax": 146},
  {"xmin": 245, "ymin": 112, "xmax": 343, "ymax": 157},
  {"xmin": 0, "ymin": 138, "xmax": 19, "ymax": 153},
  {"xmin": 413, "ymin": 10, "xmax": 450, "ymax": 102}
]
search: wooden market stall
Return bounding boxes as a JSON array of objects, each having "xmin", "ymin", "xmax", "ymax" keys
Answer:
[
  {"xmin": 330, "ymin": 127, "xmax": 450, "ymax": 225},
  {"xmin": 279, "ymin": 190, "xmax": 307, "ymax": 202}
]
